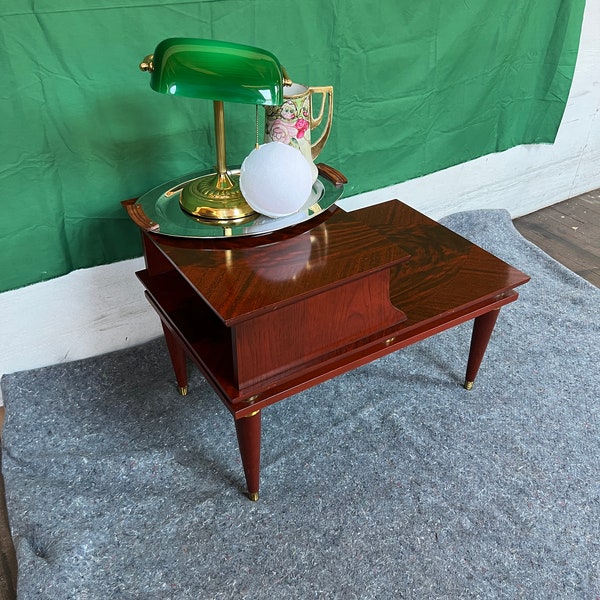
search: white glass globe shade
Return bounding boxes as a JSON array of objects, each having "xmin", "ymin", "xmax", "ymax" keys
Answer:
[{"xmin": 239, "ymin": 142, "xmax": 313, "ymax": 218}]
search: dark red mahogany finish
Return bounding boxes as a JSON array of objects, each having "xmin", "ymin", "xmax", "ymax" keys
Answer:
[{"xmin": 132, "ymin": 199, "xmax": 529, "ymax": 499}]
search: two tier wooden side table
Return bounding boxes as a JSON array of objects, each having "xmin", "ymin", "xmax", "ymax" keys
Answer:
[{"xmin": 127, "ymin": 198, "xmax": 529, "ymax": 500}]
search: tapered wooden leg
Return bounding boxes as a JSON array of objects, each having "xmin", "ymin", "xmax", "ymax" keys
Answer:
[
  {"xmin": 464, "ymin": 309, "xmax": 501, "ymax": 390},
  {"xmin": 161, "ymin": 323, "xmax": 188, "ymax": 395},
  {"xmin": 234, "ymin": 411, "xmax": 262, "ymax": 501}
]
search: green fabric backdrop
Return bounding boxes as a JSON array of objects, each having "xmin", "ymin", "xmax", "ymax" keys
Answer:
[{"xmin": 0, "ymin": 0, "xmax": 585, "ymax": 292}]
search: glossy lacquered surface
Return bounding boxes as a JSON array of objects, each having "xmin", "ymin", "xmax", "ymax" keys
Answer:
[
  {"xmin": 353, "ymin": 201, "xmax": 530, "ymax": 326},
  {"xmin": 146, "ymin": 38, "xmax": 285, "ymax": 105},
  {"xmin": 148, "ymin": 207, "xmax": 411, "ymax": 324},
  {"xmin": 134, "ymin": 200, "xmax": 529, "ymax": 498}
]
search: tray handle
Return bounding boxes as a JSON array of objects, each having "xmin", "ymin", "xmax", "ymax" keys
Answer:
[
  {"xmin": 317, "ymin": 163, "xmax": 348, "ymax": 188},
  {"xmin": 121, "ymin": 199, "xmax": 160, "ymax": 232}
]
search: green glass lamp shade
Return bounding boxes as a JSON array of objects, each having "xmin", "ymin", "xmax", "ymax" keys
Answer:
[{"xmin": 142, "ymin": 38, "xmax": 285, "ymax": 106}]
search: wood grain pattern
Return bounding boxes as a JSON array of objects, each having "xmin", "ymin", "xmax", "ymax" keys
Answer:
[
  {"xmin": 137, "ymin": 200, "xmax": 529, "ymax": 497},
  {"xmin": 139, "ymin": 201, "xmax": 531, "ymax": 411},
  {"xmin": 151, "ymin": 208, "xmax": 411, "ymax": 324},
  {"xmin": 353, "ymin": 201, "xmax": 529, "ymax": 324}
]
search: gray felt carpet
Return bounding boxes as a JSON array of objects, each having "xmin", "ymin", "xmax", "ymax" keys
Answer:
[{"xmin": 2, "ymin": 208, "xmax": 599, "ymax": 599}]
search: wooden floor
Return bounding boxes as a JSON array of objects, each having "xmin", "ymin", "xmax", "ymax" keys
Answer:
[
  {"xmin": 513, "ymin": 189, "xmax": 600, "ymax": 287},
  {"xmin": 0, "ymin": 190, "xmax": 597, "ymax": 598}
]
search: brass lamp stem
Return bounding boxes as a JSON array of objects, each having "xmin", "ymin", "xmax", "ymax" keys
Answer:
[
  {"xmin": 178, "ymin": 99, "xmax": 255, "ymax": 220},
  {"xmin": 213, "ymin": 100, "xmax": 228, "ymax": 178}
]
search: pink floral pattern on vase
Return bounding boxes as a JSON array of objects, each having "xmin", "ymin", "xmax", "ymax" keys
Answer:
[
  {"xmin": 295, "ymin": 118, "xmax": 309, "ymax": 139},
  {"xmin": 267, "ymin": 119, "xmax": 295, "ymax": 145},
  {"xmin": 265, "ymin": 96, "xmax": 311, "ymax": 155}
]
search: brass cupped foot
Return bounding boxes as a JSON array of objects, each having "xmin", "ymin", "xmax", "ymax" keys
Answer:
[
  {"xmin": 247, "ymin": 491, "xmax": 259, "ymax": 502},
  {"xmin": 179, "ymin": 171, "xmax": 256, "ymax": 221},
  {"xmin": 178, "ymin": 385, "xmax": 188, "ymax": 396},
  {"xmin": 464, "ymin": 381, "xmax": 474, "ymax": 391}
]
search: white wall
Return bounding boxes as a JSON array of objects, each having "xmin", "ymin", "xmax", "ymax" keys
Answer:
[{"xmin": 1, "ymin": 1, "xmax": 599, "ymax": 403}]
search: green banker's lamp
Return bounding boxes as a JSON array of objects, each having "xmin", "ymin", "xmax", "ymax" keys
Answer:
[{"xmin": 140, "ymin": 38, "xmax": 290, "ymax": 221}]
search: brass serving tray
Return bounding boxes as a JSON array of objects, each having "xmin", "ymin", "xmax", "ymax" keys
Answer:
[{"xmin": 126, "ymin": 163, "xmax": 346, "ymax": 239}]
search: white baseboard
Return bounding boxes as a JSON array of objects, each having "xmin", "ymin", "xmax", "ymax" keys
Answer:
[{"xmin": 0, "ymin": 258, "xmax": 163, "ymax": 404}]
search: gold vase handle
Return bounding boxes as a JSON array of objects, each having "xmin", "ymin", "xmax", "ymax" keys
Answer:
[{"xmin": 309, "ymin": 86, "xmax": 333, "ymax": 160}]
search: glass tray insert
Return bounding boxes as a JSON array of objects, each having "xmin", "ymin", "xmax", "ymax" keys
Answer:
[{"xmin": 132, "ymin": 166, "xmax": 345, "ymax": 239}]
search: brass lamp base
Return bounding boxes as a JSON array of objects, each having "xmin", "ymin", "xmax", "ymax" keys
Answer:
[{"xmin": 180, "ymin": 170, "xmax": 256, "ymax": 221}]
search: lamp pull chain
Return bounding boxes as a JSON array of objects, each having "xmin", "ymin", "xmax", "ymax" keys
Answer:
[{"xmin": 255, "ymin": 105, "xmax": 260, "ymax": 150}]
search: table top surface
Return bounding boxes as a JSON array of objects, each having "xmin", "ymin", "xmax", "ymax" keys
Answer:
[{"xmin": 145, "ymin": 200, "xmax": 530, "ymax": 325}]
